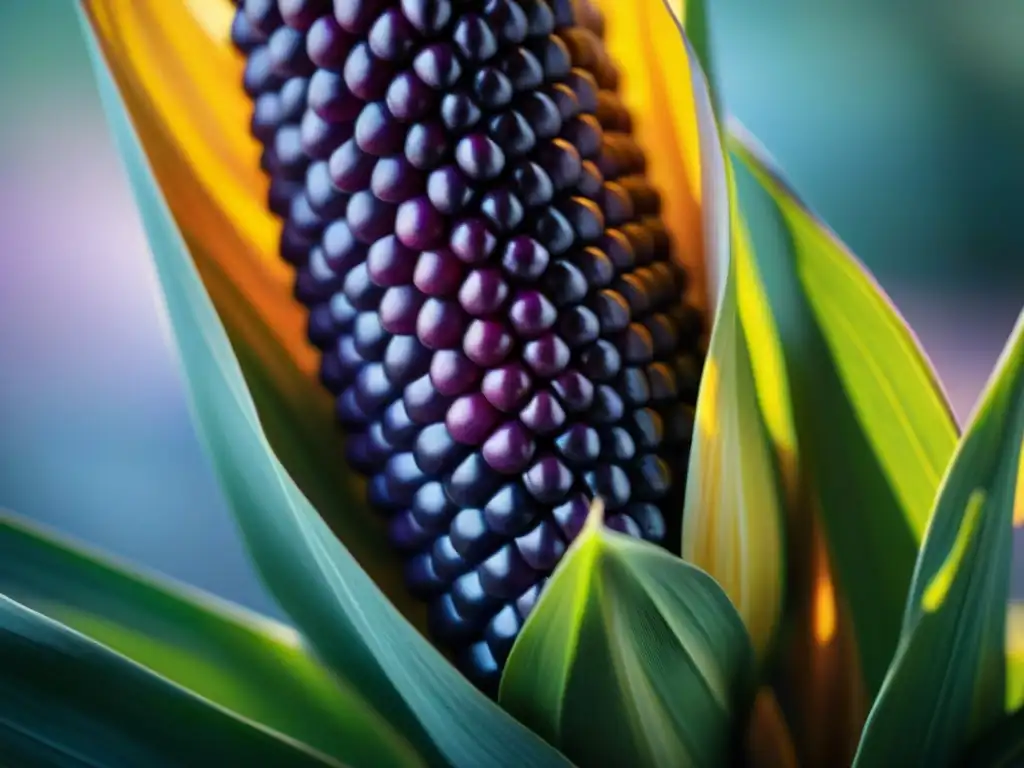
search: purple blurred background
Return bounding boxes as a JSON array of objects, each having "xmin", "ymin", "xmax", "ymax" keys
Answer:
[{"xmin": 0, "ymin": 2, "xmax": 1021, "ymax": 614}]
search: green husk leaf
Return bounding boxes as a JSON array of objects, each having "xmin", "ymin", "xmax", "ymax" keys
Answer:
[
  {"xmin": 961, "ymin": 704, "xmax": 1024, "ymax": 768},
  {"xmin": 727, "ymin": 127, "xmax": 961, "ymax": 699},
  {"xmin": 682, "ymin": 242, "xmax": 787, "ymax": 664},
  {"xmin": 77, "ymin": 10, "xmax": 569, "ymax": 768},
  {"xmin": 0, "ymin": 510, "xmax": 422, "ymax": 768},
  {"xmin": 0, "ymin": 592, "xmax": 343, "ymax": 766},
  {"xmin": 499, "ymin": 503, "xmax": 755, "ymax": 768},
  {"xmin": 853, "ymin": 307, "xmax": 1024, "ymax": 767}
]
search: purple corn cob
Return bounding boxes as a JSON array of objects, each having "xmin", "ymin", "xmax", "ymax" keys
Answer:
[{"xmin": 232, "ymin": 0, "xmax": 704, "ymax": 695}]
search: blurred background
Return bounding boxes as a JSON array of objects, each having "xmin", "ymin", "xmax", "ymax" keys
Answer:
[{"xmin": 0, "ymin": 0, "xmax": 1021, "ymax": 617}]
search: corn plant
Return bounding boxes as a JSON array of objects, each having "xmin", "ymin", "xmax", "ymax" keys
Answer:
[{"xmin": 2, "ymin": 1, "xmax": 1022, "ymax": 766}]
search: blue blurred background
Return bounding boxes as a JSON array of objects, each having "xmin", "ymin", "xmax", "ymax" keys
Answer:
[{"xmin": 0, "ymin": 1, "xmax": 1021, "ymax": 616}]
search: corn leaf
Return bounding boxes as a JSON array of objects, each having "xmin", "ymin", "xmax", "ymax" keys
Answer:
[
  {"xmin": 727, "ymin": 128, "xmax": 960, "ymax": 699},
  {"xmin": 80, "ymin": 0, "xmax": 426, "ymax": 634},
  {"xmin": 499, "ymin": 503, "xmax": 755, "ymax": 768},
  {"xmin": 853, "ymin": 308, "xmax": 1024, "ymax": 767},
  {"xmin": 0, "ymin": 594, "xmax": 342, "ymax": 766},
  {"xmin": 0, "ymin": 510, "xmax": 422, "ymax": 768},
  {"xmin": 76, "ymin": 10, "xmax": 570, "ymax": 768},
  {"xmin": 961, "ymin": 705, "xmax": 1024, "ymax": 768},
  {"xmin": 682, "ymin": 245, "xmax": 787, "ymax": 663}
]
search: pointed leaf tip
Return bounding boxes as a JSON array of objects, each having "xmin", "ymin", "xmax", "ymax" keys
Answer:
[
  {"xmin": 501, "ymin": 518, "xmax": 755, "ymax": 768},
  {"xmin": 854, "ymin": 306, "xmax": 1024, "ymax": 767}
]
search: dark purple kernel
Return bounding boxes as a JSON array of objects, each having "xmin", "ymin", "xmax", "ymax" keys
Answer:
[
  {"xmin": 512, "ymin": 161, "xmax": 555, "ymax": 208},
  {"xmin": 559, "ymin": 305, "xmax": 601, "ymax": 347},
  {"xmin": 355, "ymin": 102, "xmax": 406, "ymax": 155},
  {"xmin": 415, "ymin": 249, "xmax": 464, "ymax": 296},
  {"xmin": 427, "ymin": 166, "xmax": 474, "ymax": 215},
  {"xmin": 606, "ymin": 513, "xmax": 642, "ymax": 538},
  {"xmin": 464, "ymin": 320, "xmax": 513, "ymax": 367},
  {"xmin": 605, "ymin": 425, "xmax": 638, "ymax": 461},
  {"xmin": 371, "ymin": 156, "xmax": 425, "ymax": 203},
  {"xmin": 405, "ymin": 121, "xmax": 450, "ymax": 170},
  {"xmin": 474, "ymin": 68, "xmax": 515, "ymax": 110},
  {"xmin": 301, "ymin": 110, "xmax": 351, "ymax": 160},
  {"xmin": 485, "ymin": 483, "xmax": 539, "ymax": 536},
  {"xmin": 346, "ymin": 190, "xmax": 396, "ymax": 243},
  {"xmin": 456, "ymin": 135, "xmax": 506, "ymax": 181},
  {"xmin": 532, "ymin": 208, "xmax": 576, "ymax": 255},
  {"xmin": 344, "ymin": 43, "xmax": 393, "ymax": 101},
  {"xmin": 551, "ymin": 370, "xmax": 594, "ymax": 412},
  {"xmin": 459, "ymin": 268, "xmax": 509, "ymax": 316},
  {"xmin": 380, "ymin": 285, "xmax": 424, "ymax": 334},
  {"xmin": 329, "ymin": 139, "xmax": 376, "ymax": 192},
  {"xmin": 450, "ymin": 509, "xmax": 501, "ymax": 560},
  {"xmin": 482, "ymin": 364, "xmax": 533, "ymax": 413},
  {"xmin": 453, "ymin": 14, "xmax": 499, "ymax": 61},
  {"xmin": 518, "ymin": 91, "xmax": 563, "ymax": 139},
  {"xmin": 441, "ymin": 92, "xmax": 483, "ymax": 132},
  {"xmin": 387, "ymin": 71, "xmax": 437, "ymax": 122},
  {"xmin": 413, "ymin": 483, "xmax": 458, "ymax": 532},
  {"xmin": 335, "ymin": 0, "xmax": 387, "ymax": 34},
  {"xmin": 501, "ymin": 47, "xmax": 545, "ymax": 91},
  {"xmin": 555, "ymin": 424, "xmax": 601, "ymax": 466},
  {"xmin": 268, "ymin": 27, "xmax": 315, "ymax": 77},
  {"xmin": 485, "ymin": 0, "xmax": 529, "ymax": 44},
  {"xmin": 501, "ymin": 236, "xmax": 550, "ymax": 281},
  {"xmin": 523, "ymin": 333, "xmax": 570, "ymax": 377},
  {"xmin": 415, "ymin": 424, "xmax": 469, "ymax": 475},
  {"xmin": 417, "ymin": 298, "xmax": 467, "ymax": 349},
  {"xmin": 509, "ymin": 290, "xmax": 557, "ymax": 338},
  {"xmin": 489, "ymin": 112, "xmax": 537, "ymax": 158},
  {"xmin": 243, "ymin": 48, "xmax": 281, "ymax": 97},
  {"xmin": 450, "ymin": 219, "xmax": 498, "ymax": 264},
  {"xmin": 244, "ymin": 0, "xmax": 282, "ymax": 36},
  {"xmin": 447, "ymin": 453, "xmax": 503, "ymax": 507},
  {"xmin": 369, "ymin": 8, "xmax": 418, "ymax": 62},
  {"xmin": 385, "ymin": 334, "xmax": 432, "ymax": 383},
  {"xmin": 629, "ymin": 503, "xmax": 667, "ymax": 542},
  {"xmin": 532, "ymin": 35, "xmax": 572, "ymax": 80},
  {"xmin": 552, "ymin": 493, "xmax": 589, "ymax": 540},
  {"xmin": 484, "ymin": 604, "xmax": 523, "ymax": 665},
  {"xmin": 515, "ymin": 521, "xmax": 566, "ymax": 572},
  {"xmin": 405, "ymin": 374, "xmax": 454, "ymax": 424},
  {"xmin": 432, "ymin": 536, "xmax": 468, "ymax": 580},
  {"xmin": 585, "ymin": 464, "xmax": 631, "ymax": 509},
  {"xmin": 520, "ymin": 390, "xmax": 566, "ymax": 434},
  {"xmin": 577, "ymin": 160, "xmax": 604, "ymax": 198},
  {"xmin": 396, "ymin": 197, "xmax": 446, "ymax": 249},
  {"xmin": 231, "ymin": 10, "xmax": 265, "ymax": 53},
  {"xmin": 447, "ymin": 394, "xmax": 502, "ymax": 445},
  {"xmin": 523, "ymin": 456, "xmax": 573, "ymax": 504},
  {"xmin": 306, "ymin": 16, "xmax": 352, "ymax": 69},
  {"xmin": 482, "ymin": 422, "xmax": 536, "ymax": 474},
  {"xmin": 479, "ymin": 190, "xmax": 525, "ymax": 235},
  {"xmin": 414, "ymin": 44, "xmax": 463, "ymax": 89},
  {"xmin": 515, "ymin": 580, "xmax": 547, "ymax": 620},
  {"xmin": 401, "ymin": 0, "xmax": 453, "ymax": 35},
  {"xmin": 581, "ymin": 339, "xmax": 621, "ymax": 381},
  {"xmin": 430, "ymin": 350, "xmax": 482, "ymax": 396},
  {"xmin": 322, "ymin": 220, "xmax": 364, "ymax": 273},
  {"xmin": 619, "ymin": 367, "xmax": 651, "ymax": 406}
]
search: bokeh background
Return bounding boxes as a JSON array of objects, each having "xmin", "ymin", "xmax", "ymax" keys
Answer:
[{"xmin": 0, "ymin": 0, "xmax": 1021, "ymax": 618}]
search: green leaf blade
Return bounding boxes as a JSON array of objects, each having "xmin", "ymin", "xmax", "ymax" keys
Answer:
[
  {"xmin": 853, "ymin": 308, "xmax": 1024, "ymax": 767},
  {"xmin": 0, "ymin": 511, "xmax": 422, "ymax": 768},
  {"xmin": 0, "ymin": 593, "xmax": 344, "ymax": 767},
  {"xmin": 727, "ymin": 128, "xmax": 960, "ymax": 698},
  {"xmin": 76, "ymin": 9, "xmax": 570, "ymax": 767},
  {"xmin": 500, "ymin": 506, "xmax": 755, "ymax": 768}
]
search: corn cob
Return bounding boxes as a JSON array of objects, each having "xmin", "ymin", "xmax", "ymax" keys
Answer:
[{"xmin": 232, "ymin": 0, "xmax": 704, "ymax": 694}]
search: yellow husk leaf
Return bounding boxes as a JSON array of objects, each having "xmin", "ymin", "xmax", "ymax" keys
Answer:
[
  {"xmin": 594, "ymin": 0, "xmax": 707, "ymax": 314},
  {"xmin": 82, "ymin": 0, "xmax": 313, "ymax": 377}
]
